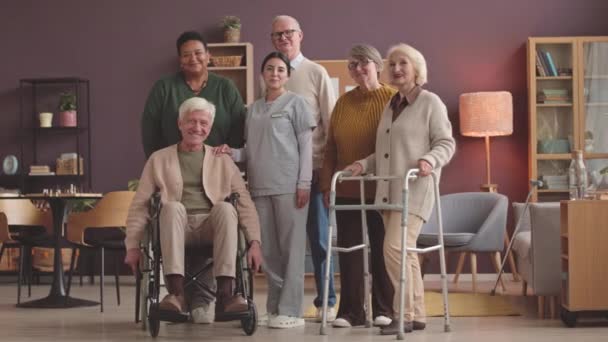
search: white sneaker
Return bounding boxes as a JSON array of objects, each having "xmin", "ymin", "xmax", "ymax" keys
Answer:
[
  {"xmin": 268, "ymin": 315, "xmax": 305, "ymax": 329},
  {"xmin": 332, "ymin": 317, "xmax": 352, "ymax": 328},
  {"xmin": 373, "ymin": 315, "xmax": 392, "ymax": 327},
  {"xmin": 191, "ymin": 301, "xmax": 215, "ymax": 324},
  {"xmin": 315, "ymin": 307, "xmax": 337, "ymax": 322},
  {"xmin": 258, "ymin": 312, "xmax": 276, "ymax": 326}
]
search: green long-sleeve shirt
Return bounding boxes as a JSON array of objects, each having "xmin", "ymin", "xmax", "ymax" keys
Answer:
[{"xmin": 141, "ymin": 72, "xmax": 246, "ymax": 158}]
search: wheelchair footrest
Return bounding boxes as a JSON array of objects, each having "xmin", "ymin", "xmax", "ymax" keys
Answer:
[
  {"xmin": 157, "ymin": 309, "xmax": 190, "ymax": 323},
  {"xmin": 215, "ymin": 308, "xmax": 252, "ymax": 322}
]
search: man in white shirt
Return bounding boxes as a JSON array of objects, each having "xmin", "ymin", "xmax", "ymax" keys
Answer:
[{"xmin": 269, "ymin": 15, "xmax": 338, "ymax": 322}]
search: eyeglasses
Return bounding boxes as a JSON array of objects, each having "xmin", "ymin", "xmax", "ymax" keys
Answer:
[
  {"xmin": 347, "ymin": 59, "xmax": 372, "ymax": 70},
  {"xmin": 270, "ymin": 29, "xmax": 299, "ymax": 40}
]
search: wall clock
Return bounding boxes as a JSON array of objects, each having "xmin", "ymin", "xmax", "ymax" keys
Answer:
[{"xmin": 2, "ymin": 155, "xmax": 19, "ymax": 175}]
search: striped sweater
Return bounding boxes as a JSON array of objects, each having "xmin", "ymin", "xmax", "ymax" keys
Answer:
[{"xmin": 319, "ymin": 83, "xmax": 396, "ymax": 199}]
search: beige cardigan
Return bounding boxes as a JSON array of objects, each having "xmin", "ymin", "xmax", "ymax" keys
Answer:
[
  {"xmin": 358, "ymin": 89, "xmax": 456, "ymax": 221},
  {"xmin": 125, "ymin": 144, "xmax": 261, "ymax": 250}
]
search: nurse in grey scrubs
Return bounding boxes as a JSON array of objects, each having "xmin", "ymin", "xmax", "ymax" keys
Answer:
[{"xmin": 215, "ymin": 51, "xmax": 315, "ymax": 328}]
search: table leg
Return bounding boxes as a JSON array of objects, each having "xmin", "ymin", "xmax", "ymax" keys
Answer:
[{"xmin": 16, "ymin": 198, "xmax": 98, "ymax": 308}]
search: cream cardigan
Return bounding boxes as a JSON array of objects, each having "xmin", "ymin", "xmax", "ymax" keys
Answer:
[
  {"xmin": 125, "ymin": 144, "xmax": 261, "ymax": 250},
  {"xmin": 358, "ymin": 89, "xmax": 456, "ymax": 221}
]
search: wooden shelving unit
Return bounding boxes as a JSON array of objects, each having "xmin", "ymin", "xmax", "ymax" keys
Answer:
[
  {"xmin": 527, "ymin": 36, "xmax": 608, "ymax": 201},
  {"xmin": 207, "ymin": 42, "xmax": 254, "ymax": 105}
]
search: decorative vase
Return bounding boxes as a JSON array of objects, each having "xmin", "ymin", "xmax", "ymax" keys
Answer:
[
  {"xmin": 39, "ymin": 112, "xmax": 53, "ymax": 127},
  {"xmin": 224, "ymin": 28, "xmax": 240, "ymax": 43},
  {"xmin": 59, "ymin": 110, "xmax": 77, "ymax": 127}
]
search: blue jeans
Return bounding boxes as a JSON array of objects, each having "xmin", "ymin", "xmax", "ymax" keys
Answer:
[{"xmin": 307, "ymin": 178, "xmax": 336, "ymax": 308}]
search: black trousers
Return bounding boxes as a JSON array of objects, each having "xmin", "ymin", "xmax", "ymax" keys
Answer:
[{"xmin": 335, "ymin": 198, "xmax": 394, "ymax": 325}]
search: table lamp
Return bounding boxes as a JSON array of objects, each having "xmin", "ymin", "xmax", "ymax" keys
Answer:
[{"xmin": 459, "ymin": 91, "xmax": 513, "ymax": 192}]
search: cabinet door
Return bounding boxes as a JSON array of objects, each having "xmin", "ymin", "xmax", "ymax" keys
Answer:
[
  {"xmin": 529, "ymin": 39, "xmax": 577, "ymax": 201},
  {"xmin": 579, "ymin": 38, "xmax": 608, "ymax": 156}
]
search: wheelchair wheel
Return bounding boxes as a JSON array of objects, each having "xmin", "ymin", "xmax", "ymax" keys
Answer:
[
  {"xmin": 148, "ymin": 303, "xmax": 160, "ymax": 337},
  {"xmin": 241, "ymin": 302, "xmax": 257, "ymax": 336}
]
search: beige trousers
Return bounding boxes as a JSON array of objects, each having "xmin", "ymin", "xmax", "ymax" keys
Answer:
[
  {"xmin": 159, "ymin": 201, "xmax": 238, "ymax": 278},
  {"xmin": 382, "ymin": 211, "xmax": 426, "ymax": 323}
]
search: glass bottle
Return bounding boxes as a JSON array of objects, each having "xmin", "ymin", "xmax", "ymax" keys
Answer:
[
  {"xmin": 568, "ymin": 154, "xmax": 577, "ymax": 200},
  {"xmin": 574, "ymin": 150, "xmax": 588, "ymax": 199},
  {"xmin": 569, "ymin": 150, "xmax": 588, "ymax": 199}
]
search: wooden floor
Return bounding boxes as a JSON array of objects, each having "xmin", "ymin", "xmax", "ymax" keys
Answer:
[{"xmin": 0, "ymin": 275, "xmax": 607, "ymax": 341}]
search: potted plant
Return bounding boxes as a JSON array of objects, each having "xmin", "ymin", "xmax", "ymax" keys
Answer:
[
  {"xmin": 59, "ymin": 91, "xmax": 77, "ymax": 127},
  {"xmin": 221, "ymin": 15, "xmax": 241, "ymax": 43}
]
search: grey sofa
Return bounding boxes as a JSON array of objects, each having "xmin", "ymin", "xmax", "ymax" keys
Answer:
[{"xmin": 511, "ymin": 202, "xmax": 561, "ymax": 318}]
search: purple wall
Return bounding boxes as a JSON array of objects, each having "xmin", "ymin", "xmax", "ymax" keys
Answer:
[{"xmin": 1, "ymin": 0, "xmax": 607, "ymax": 202}]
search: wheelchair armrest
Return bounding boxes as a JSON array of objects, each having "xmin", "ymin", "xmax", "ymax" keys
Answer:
[
  {"xmin": 149, "ymin": 192, "xmax": 162, "ymax": 218},
  {"xmin": 225, "ymin": 192, "xmax": 240, "ymax": 207}
]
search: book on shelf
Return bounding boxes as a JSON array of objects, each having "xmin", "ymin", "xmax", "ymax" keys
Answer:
[
  {"xmin": 536, "ymin": 50, "xmax": 549, "ymax": 76},
  {"xmin": 535, "ymin": 53, "xmax": 547, "ymax": 76},
  {"xmin": 29, "ymin": 165, "xmax": 50, "ymax": 173},
  {"xmin": 541, "ymin": 175, "xmax": 568, "ymax": 189},
  {"xmin": 537, "ymin": 88, "xmax": 570, "ymax": 103},
  {"xmin": 544, "ymin": 51, "xmax": 559, "ymax": 76},
  {"xmin": 28, "ymin": 171, "xmax": 56, "ymax": 176}
]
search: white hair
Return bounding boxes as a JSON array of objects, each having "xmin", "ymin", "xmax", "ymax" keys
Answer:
[
  {"xmin": 272, "ymin": 15, "xmax": 302, "ymax": 31},
  {"xmin": 178, "ymin": 97, "xmax": 216, "ymax": 121},
  {"xmin": 387, "ymin": 43, "xmax": 428, "ymax": 86}
]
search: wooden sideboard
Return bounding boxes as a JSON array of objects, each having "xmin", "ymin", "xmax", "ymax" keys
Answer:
[{"xmin": 560, "ymin": 200, "xmax": 608, "ymax": 326}]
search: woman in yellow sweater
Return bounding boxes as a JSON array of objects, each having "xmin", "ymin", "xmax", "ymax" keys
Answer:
[{"xmin": 319, "ymin": 44, "xmax": 396, "ymax": 328}]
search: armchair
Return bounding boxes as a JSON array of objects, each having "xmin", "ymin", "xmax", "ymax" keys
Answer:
[{"xmin": 417, "ymin": 192, "xmax": 508, "ymax": 292}]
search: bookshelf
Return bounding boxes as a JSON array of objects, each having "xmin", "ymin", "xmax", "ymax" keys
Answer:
[{"xmin": 527, "ymin": 36, "xmax": 608, "ymax": 201}]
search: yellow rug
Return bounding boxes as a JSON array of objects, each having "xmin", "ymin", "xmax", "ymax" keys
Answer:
[
  {"xmin": 304, "ymin": 292, "xmax": 520, "ymax": 318},
  {"xmin": 425, "ymin": 291, "xmax": 520, "ymax": 317}
]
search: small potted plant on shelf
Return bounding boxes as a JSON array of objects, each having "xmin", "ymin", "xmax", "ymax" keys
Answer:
[
  {"xmin": 221, "ymin": 15, "xmax": 241, "ymax": 43},
  {"xmin": 58, "ymin": 91, "xmax": 77, "ymax": 127}
]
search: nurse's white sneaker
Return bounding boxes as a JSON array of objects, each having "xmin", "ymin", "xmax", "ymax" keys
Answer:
[
  {"xmin": 257, "ymin": 312, "xmax": 276, "ymax": 326},
  {"xmin": 268, "ymin": 315, "xmax": 305, "ymax": 329},
  {"xmin": 315, "ymin": 307, "xmax": 337, "ymax": 322},
  {"xmin": 191, "ymin": 301, "xmax": 215, "ymax": 324}
]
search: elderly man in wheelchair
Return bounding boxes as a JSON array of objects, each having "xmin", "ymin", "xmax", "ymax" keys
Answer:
[{"xmin": 124, "ymin": 97, "xmax": 262, "ymax": 326}]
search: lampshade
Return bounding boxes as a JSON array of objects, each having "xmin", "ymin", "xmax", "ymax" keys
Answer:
[{"xmin": 459, "ymin": 91, "xmax": 513, "ymax": 137}]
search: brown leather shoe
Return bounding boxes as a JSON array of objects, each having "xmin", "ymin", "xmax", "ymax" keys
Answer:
[
  {"xmin": 159, "ymin": 294, "xmax": 186, "ymax": 313},
  {"xmin": 413, "ymin": 321, "xmax": 426, "ymax": 330},
  {"xmin": 216, "ymin": 295, "xmax": 248, "ymax": 314},
  {"xmin": 379, "ymin": 320, "xmax": 412, "ymax": 335}
]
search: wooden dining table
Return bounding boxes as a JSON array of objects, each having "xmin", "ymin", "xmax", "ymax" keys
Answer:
[{"xmin": 3, "ymin": 193, "xmax": 103, "ymax": 308}]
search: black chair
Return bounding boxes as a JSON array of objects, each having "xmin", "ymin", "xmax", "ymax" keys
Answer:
[
  {"xmin": 0, "ymin": 199, "xmax": 56, "ymax": 303},
  {"xmin": 64, "ymin": 191, "xmax": 135, "ymax": 312}
]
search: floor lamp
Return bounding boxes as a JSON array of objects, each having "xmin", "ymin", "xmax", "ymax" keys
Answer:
[
  {"xmin": 459, "ymin": 91, "xmax": 513, "ymax": 192},
  {"xmin": 456, "ymin": 91, "xmax": 518, "ymax": 287}
]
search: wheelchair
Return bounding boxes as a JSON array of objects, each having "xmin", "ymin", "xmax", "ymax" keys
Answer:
[{"xmin": 136, "ymin": 192, "xmax": 257, "ymax": 337}]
